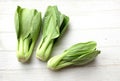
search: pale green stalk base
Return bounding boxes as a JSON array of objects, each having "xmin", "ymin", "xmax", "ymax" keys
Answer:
[
  {"xmin": 36, "ymin": 37, "xmax": 54, "ymax": 61},
  {"xmin": 17, "ymin": 37, "xmax": 35, "ymax": 62},
  {"xmin": 47, "ymin": 52, "xmax": 72, "ymax": 70}
]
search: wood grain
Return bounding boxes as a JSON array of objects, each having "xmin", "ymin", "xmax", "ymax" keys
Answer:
[{"xmin": 0, "ymin": 0, "xmax": 120, "ymax": 81}]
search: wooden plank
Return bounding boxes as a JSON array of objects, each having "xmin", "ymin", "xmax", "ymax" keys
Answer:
[
  {"xmin": 0, "ymin": 66, "xmax": 120, "ymax": 81},
  {"xmin": 0, "ymin": 15, "xmax": 15, "ymax": 32},
  {"xmin": 0, "ymin": 33, "xmax": 16, "ymax": 51},
  {"xmin": 0, "ymin": 29, "xmax": 120, "ymax": 51},
  {"xmin": 1, "ymin": 0, "xmax": 120, "ymax": 15}
]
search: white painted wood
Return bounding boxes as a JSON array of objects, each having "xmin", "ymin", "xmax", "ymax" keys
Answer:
[
  {"xmin": 0, "ymin": 0, "xmax": 120, "ymax": 81},
  {"xmin": 0, "ymin": 66, "xmax": 120, "ymax": 81}
]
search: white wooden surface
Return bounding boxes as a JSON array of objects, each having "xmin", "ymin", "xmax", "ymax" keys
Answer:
[{"xmin": 0, "ymin": 0, "xmax": 120, "ymax": 81}]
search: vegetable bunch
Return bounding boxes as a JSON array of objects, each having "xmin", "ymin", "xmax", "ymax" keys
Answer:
[{"xmin": 14, "ymin": 6, "xmax": 101, "ymax": 70}]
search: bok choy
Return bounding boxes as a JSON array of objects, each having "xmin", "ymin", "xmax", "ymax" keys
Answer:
[
  {"xmin": 47, "ymin": 41, "xmax": 100, "ymax": 70},
  {"xmin": 14, "ymin": 6, "xmax": 41, "ymax": 62},
  {"xmin": 36, "ymin": 6, "xmax": 69, "ymax": 61}
]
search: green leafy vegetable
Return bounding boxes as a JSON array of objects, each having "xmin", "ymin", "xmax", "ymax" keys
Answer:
[
  {"xmin": 47, "ymin": 41, "xmax": 100, "ymax": 70},
  {"xmin": 14, "ymin": 6, "xmax": 42, "ymax": 62},
  {"xmin": 36, "ymin": 6, "xmax": 69, "ymax": 61}
]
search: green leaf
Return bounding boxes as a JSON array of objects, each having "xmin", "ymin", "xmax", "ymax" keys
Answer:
[{"xmin": 15, "ymin": 6, "xmax": 21, "ymax": 38}]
